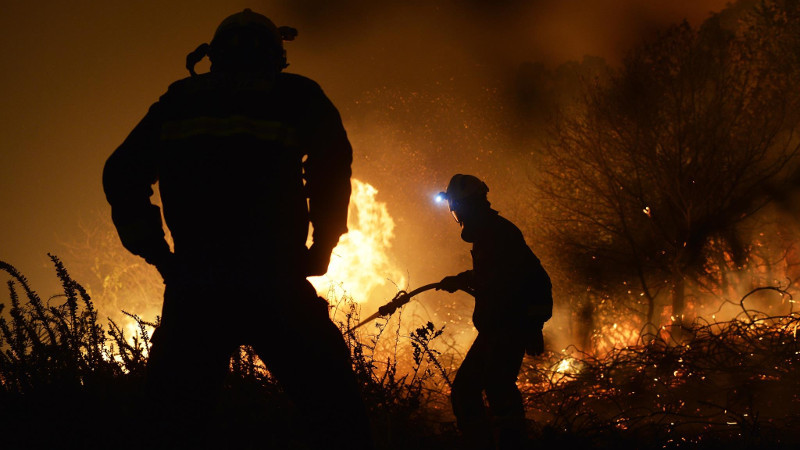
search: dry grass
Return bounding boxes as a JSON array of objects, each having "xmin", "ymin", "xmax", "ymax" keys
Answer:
[{"xmin": 2, "ymin": 256, "xmax": 800, "ymax": 449}]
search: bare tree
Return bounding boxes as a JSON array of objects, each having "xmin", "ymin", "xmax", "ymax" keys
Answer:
[{"xmin": 536, "ymin": 2, "xmax": 800, "ymax": 330}]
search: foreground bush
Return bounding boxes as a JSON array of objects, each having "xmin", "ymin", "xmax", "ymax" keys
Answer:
[
  {"xmin": 0, "ymin": 255, "xmax": 457, "ymax": 449},
  {"xmin": 2, "ymin": 256, "xmax": 800, "ymax": 449}
]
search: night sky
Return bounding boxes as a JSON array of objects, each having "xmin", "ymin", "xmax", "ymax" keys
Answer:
[{"xmin": 0, "ymin": 0, "xmax": 730, "ymax": 298}]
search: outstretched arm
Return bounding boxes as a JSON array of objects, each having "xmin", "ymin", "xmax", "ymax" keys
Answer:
[{"xmin": 436, "ymin": 270, "xmax": 475, "ymax": 294}]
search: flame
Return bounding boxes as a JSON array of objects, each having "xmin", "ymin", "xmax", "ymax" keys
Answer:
[
  {"xmin": 308, "ymin": 178, "xmax": 406, "ymax": 304},
  {"xmin": 87, "ymin": 178, "xmax": 405, "ymax": 359},
  {"xmin": 556, "ymin": 358, "xmax": 575, "ymax": 373}
]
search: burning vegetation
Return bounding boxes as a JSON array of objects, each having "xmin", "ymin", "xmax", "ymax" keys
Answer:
[
  {"xmin": 2, "ymin": 255, "xmax": 800, "ymax": 449},
  {"xmin": 523, "ymin": 301, "xmax": 800, "ymax": 449},
  {"xmin": 5, "ymin": 0, "xmax": 800, "ymax": 448}
]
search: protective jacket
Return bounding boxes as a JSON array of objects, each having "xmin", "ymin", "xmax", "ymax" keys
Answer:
[
  {"xmin": 102, "ymin": 71, "xmax": 352, "ymax": 276},
  {"xmin": 457, "ymin": 209, "xmax": 552, "ymax": 334}
]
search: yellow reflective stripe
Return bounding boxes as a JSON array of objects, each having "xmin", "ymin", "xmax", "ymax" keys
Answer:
[{"xmin": 161, "ymin": 115, "xmax": 298, "ymax": 145}]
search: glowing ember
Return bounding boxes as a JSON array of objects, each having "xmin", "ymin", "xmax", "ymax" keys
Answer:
[
  {"xmin": 308, "ymin": 178, "xmax": 406, "ymax": 304},
  {"xmin": 555, "ymin": 356, "xmax": 583, "ymax": 375}
]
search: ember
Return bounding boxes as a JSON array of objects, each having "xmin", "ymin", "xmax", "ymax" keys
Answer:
[{"xmin": 519, "ymin": 300, "xmax": 800, "ymax": 449}]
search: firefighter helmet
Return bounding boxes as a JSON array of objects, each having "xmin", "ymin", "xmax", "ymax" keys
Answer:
[
  {"xmin": 444, "ymin": 174, "xmax": 489, "ymax": 204},
  {"xmin": 441, "ymin": 174, "xmax": 489, "ymax": 224},
  {"xmin": 187, "ymin": 9, "xmax": 297, "ymax": 75},
  {"xmin": 212, "ymin": 8, "xmax": 283, "ymax": 51}
]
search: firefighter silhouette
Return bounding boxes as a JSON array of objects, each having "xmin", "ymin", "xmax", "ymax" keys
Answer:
[
  {"xmin": 436, "ymin": 174, "xmax": 553, "ymax": 450},
  {"xmin": 103, "ymin": 9, "xmax": 373, "ymax": 449}
]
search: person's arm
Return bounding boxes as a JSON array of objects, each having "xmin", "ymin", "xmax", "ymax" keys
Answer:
[
  {"xmin": 522, "ymin": 251, "xmax": 552, "ymax": 356},
  {"xmin": 436, "ymin": 270, "xmax": 475, "ymax": 294},
  {"xmin": 491, "ymin": 225, "xmax": 553, "ymax": 354},
  {"xmin": 302, "ymin": 83, "xmax": 353, "ymax": 275},
  {"xmin": 526, "ymin": 260, "xmax": 553, "ymax": 323},
  {"xmin": 493, "ymin": 226, "xmax": 553, "ymax": 322},
  {"xmin": 102, "ymin": 104, "xmax": 172, "ymax": 274}
]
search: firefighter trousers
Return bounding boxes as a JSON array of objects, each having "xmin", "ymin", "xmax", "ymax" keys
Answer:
[
  {"xmin": 451, "ymin": 331, "xmax": 528, "ymax": 450},
  {"xmin": 142, "ymin": 276, "xmax": 373, "ymax": 450}
]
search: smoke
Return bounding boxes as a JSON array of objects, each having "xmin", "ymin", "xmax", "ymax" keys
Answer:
[
  {"xmin": 274, "ymin": 0, "xmax": 732, "ymax": 79},
  {"xmin": 0, "ymin": 0, "xmax": 740, "ymax": 355},
  {"xmin": 258, "ymin": 0, "xmax": 739, "ymax": 348}
]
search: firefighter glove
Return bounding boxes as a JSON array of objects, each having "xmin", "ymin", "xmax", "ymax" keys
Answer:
[{"xmin": 436, "ymin": 273, "xmax": 469, "ymax": 293}]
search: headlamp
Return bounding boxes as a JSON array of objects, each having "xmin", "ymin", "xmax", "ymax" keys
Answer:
[{"xmin": 434, "ymin": 191, "xmax": 463, "ymax": 224}]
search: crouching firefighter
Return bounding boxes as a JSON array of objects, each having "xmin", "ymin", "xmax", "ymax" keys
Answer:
[
  {"xmin": 102, "ymin": 9, "xmax": 373, "ymax": 450},
  {"xmin": 435, "ymin": 174, "xmax": 553, "ymax": 450}
]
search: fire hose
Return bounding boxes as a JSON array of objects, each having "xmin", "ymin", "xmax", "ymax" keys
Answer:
[{"xmin": 346, "ymin": 282, "xmax": 475, "ymax": 333}]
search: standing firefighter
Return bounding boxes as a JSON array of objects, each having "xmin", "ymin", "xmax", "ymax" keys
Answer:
[
  {"xmin": 102, "ymin": 9, "xmax": 373, "ymax": 450},
  {"xmin": 436, "ymin": 174, "xmax": 553, "ymax": 450}
]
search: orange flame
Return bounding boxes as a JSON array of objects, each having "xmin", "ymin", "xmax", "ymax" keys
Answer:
[{"xmin": 308, "ymin": 179, "xmax": 406, "ymax": 304}]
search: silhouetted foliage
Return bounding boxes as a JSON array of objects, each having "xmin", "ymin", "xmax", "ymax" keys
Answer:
[
  {"xmin": 3, "ymin": 257, "xmax": 800, "ymax": 449},
  {"xmin": 0, "ymin": 257, "xmax": 457, "ymax": 449},
  {"xmin": 537, "ymin": 0, "xmax": 800, "ymax": 333},
  {"xmin": 520, "ymin": 288, "xmax": 800, "ymax": 450}
]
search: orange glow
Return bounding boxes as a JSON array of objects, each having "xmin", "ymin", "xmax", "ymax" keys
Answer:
[
  {"xmin": 308, "ymin": 178, "xmax": 406, "ymax": 305},
  {"xmin": 92, "ymin": 178, "xmax": 406, "ymax": 356}
]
